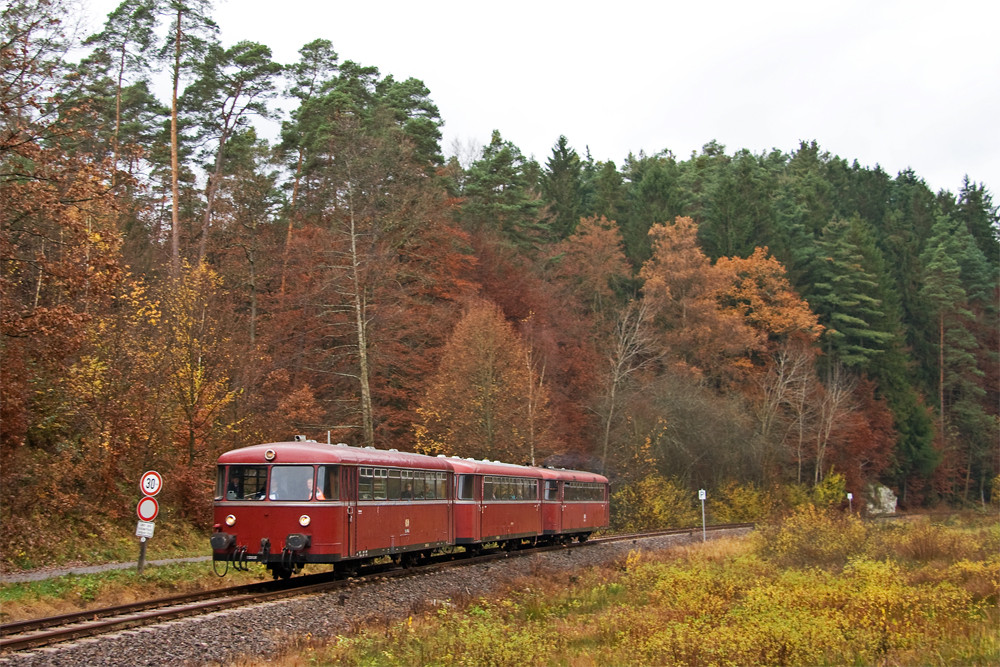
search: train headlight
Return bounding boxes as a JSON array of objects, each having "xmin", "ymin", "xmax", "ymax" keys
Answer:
[
  {"xmin": 225, "ymin": 514, "xmax": 237, "ymax": 526},
  {"xmin": 298, "ymin": 514, "xmax": 311, "ymax": 527}
]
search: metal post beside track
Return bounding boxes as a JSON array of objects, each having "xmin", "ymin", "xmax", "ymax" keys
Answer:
[{"xmin": 698, "ymin": 489, "xmax": 707, "ymax": 542}]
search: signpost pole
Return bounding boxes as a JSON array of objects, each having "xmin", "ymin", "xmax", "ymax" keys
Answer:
[
  {"xmin": 699, "ymin": 489, "xmax": 707, "ymax": 542},
  {"xmin": 138, "ymin": 538, "xmax": 147, "ymax": 574}
]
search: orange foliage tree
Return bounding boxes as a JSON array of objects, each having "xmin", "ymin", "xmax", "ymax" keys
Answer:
[
  {"xmin": 715, "ymin": 247, "xmax": 823, "ymax": 353},
  {"xmin": 549, "ymin": 215, "xmax": 632, "ymax": 318},
  {"xmin": 415, "ymin": 299, "xmax": 553, "ymax": 464},
  {"xmin": 639, "ymin": 216, "xmax": 760, "ymax": 386}
]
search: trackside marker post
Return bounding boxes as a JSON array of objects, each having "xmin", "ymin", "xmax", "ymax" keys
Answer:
[
  {"xmin": 698, "ymin": 489, "xmax": 707, "ymax": 542},
  {"xmin": 136, "ymin": 471, "xmax": 162, "ymax": 574}
]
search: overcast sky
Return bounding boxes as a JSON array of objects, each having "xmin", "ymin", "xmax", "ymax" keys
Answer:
[{"xmin": 81, "ymin": 0, "xmax": 999, "ymax": 196}]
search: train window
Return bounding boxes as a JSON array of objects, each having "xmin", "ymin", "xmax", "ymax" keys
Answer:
[
  {"xmin": 565, "ymin": 482, "xmax": 604, "ymax": 502},
  {"xmin": 373, "ymin": 468, "xmax": 387, "ymax": 500},
  {"xmin": 544, "ymin": 481, "xmax": 558, "ymax": 501},
  {"xmin": 270, "ymin": 466, "xmax": 314, "ymax": 501},
  {"xmin": 215, "ymin": 467, "xmax": 225, "ymax": 500},
  {"xmin": 388, "ymin": 469, "xmax": 401, "ymax": 500},
  {"xmin": 412, "ymin": 471, "xmax": 428, "ymax": 499},
  {"xmin": 227, "ymin": 465, "xmax": 268, "ymax": 501},
  {"xmin": 359, "ymin": 467, "xmax": 373, "ymax": 501},
  {"xmin": 317, "ymin": 465, "xmax": 338, "ymax": 501},
  {"xmin": 457, "ymin": 474, "xmax": 474, "ymax": 500}
]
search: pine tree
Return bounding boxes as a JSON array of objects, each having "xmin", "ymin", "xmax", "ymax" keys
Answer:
[
  {"xmin": 808, "ymin": 216, "xmax": 894, "ymax": 369},
  {"xmin": 461, "ymin": 130, "xmax": 544, "ymax": 246},
  {"xmin": 919, "ymin": 215, "xmax": 995, "ymax": 501},
  {"xmin": 701, "ymin": 149, "xmax": 776, "ymax": 260},
  {"xmin": 156, "ymin": 0, "xmax": 219, "ymax": 276},
  {"xmin": 541, "ymin": 135, "xmax": 584, "ymax": 239},
  {"xmin": 81, "ymin": 0, "xmax": 156, "ymax": 181},
  {"xmin": 184, "ymin": 39, "xmax": 281, "ymax": 262},
  {"xmin": 620, "ymin": 150, "xmax": 683, "ymax": 266}
]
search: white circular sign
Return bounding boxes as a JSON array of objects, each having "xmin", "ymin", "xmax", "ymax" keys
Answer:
[
  {"xmin": 140, "ymin": 470, "xmax": 162, "ymax": 496},
  {"xmin": 137, "ymin": 496, "xmax": 159, "ymax": 522}
]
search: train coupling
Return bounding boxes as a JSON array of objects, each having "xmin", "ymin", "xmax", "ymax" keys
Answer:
[{"xmin": 285, "ymin": 533, "xmax": 311, "ymax": 551}]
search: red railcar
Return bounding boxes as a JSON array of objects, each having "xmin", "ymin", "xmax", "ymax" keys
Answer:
[
  {"xmin": 548, "ymin": 468, "xmax": 609, "ymax": 540},
  {"xmin": 211, "ymin": 440, "xmax": 609, "ymax": 578},
  {"xmin": 448, "ymin": 457, "xmax": 545, "ymax": 551}
]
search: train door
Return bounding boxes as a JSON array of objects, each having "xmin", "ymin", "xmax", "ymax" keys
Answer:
[
  {"xmin": 560, "ymin": 481, "xmax": 567, "ymax": 533},
  {"xmin": 342, "ymin": 466, "xmax": 358, "ymax": 557},
  {"xmin": 477, "ymin": 474, "xmax": 487, "ymax": 540},
  {"xmin": 447, "ymin": 472, "xmax": 455, "ymax": 544}
]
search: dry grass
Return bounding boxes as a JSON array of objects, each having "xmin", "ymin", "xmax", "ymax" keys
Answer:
[{"xmin": 254, "ymin": 512, "xmax": 998, "ymax": 667}]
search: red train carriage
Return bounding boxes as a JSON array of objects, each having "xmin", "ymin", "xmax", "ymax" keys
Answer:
[
  {"xmin": 211, "ymin": 440, "xmax": 610, "ymax": 578},
  {"xmin": 546, "ymin": 468, "xmax": 609, "ymax": 541},
  {"xmin": 211, "ymin": 441, "xmax": 453, "ymax": 578},
  {"xmin": 448, "ymin": 458, "xmax": 545, "ymax": 551}
]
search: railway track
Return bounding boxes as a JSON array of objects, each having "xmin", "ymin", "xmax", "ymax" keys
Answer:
[{"xmin": 0, "ymin": 524, "xmax": 751, "ymax": 653}]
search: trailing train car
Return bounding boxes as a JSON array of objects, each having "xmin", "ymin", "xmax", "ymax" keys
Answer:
[
  {"xmin": 541, "ymin": 467, "xmax": 609, "ymax": 542},
  {"xmin": 448, "ymin": 457, "xmax": 544, "ymax": 551},
  {"xmin": 210, "ymin": 440, "xmax": 609, "ymax": 578}
]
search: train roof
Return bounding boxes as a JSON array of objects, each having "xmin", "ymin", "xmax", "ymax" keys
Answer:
[
  {"xmin": 444, "ymin": 456, "xmax": 544, "ymax": 477},
  {"xmin": 217, "ymin": 441, "xmax": 453, "ymax": 470},
  {"xmin": 217, "ymin": 441, "xmax": 607, "ymax": 483}
]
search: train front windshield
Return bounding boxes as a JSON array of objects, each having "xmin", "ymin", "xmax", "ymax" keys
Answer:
[
  {"xmin": 218, "ymin": 465, "xmax": 268, "ymax": 500},
  {"xmin": 215, "ymin": 464, "xmax": 340, "ymax": 501}
]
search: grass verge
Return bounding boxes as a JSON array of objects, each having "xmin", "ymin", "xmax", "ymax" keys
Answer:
[{"xmin": 255, "ymin": 512, "xmax": 999, "ymax": 667}]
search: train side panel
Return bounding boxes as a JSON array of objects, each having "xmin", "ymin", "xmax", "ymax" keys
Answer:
[{"xmin": 353, "ymin": 501, "xmax": 451, "ymax": 556}]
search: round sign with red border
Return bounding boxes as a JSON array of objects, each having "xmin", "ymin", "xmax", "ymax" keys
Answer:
[
  {"xmin": 140, "ymin": 470, "xmax": 162, "ymax": 496},
  {"xmin": 137, "ymin": 496, "xmax": 159, "ymax": 522}
]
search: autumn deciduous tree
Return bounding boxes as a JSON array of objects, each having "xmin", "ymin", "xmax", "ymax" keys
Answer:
[
  {"xmin": 640, "ymin": 216, "xmax": 759, "ymax": 385},
  {"xmin": 715, "ymin": 247, "xmax": 822, "ymax": 351},
  {"xmin": 415, "ymin": 299, "xmax": 552, "ymax": 463},
  {"xmin": 549, "ymin": 215, "xmax": 631, "ymax": 318},
  {"xmin": 158, "ymin": 264, "xmax": 239, "ymax": 463},
  {"xmin": 597, "ymin": 299, "xmax": 656, "ymax": 473},
  {"xmin": 825, "ymin": 378, "xmax": 897, "ymax": 495},
  {"xmin": 1, "ymin": 0, "xmax": 132, "ymax": 540}
]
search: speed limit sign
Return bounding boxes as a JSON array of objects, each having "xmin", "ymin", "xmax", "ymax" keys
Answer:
[{"xmin": 140, "ymin": 471, "xmax": 162, "ymax": 497}]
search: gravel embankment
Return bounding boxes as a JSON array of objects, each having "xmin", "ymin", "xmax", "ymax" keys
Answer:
[{"xmin": 1, "ymin": 529, "xmax": 746, "ymax": 667}]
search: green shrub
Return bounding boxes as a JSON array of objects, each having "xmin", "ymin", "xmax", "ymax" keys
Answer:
[
  {"xmin": 812, "ymin": 471, "xmax": 847, "ymax": 508},
  {"xmin": 708, "ymin": 480, "xmax": 776, "ymax": 523},
  {"xmin": 611, "ymin": 474, "xmax": 699, "ymax": 531},
  {"xmin": 755, "ymin": 504, "xmax": 867, "ymax": 569}
]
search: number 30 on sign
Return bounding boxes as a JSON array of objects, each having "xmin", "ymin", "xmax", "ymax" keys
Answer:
[{"xmin": 140, "ymin": 470, "xmax": 162, "ymax": 496}]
